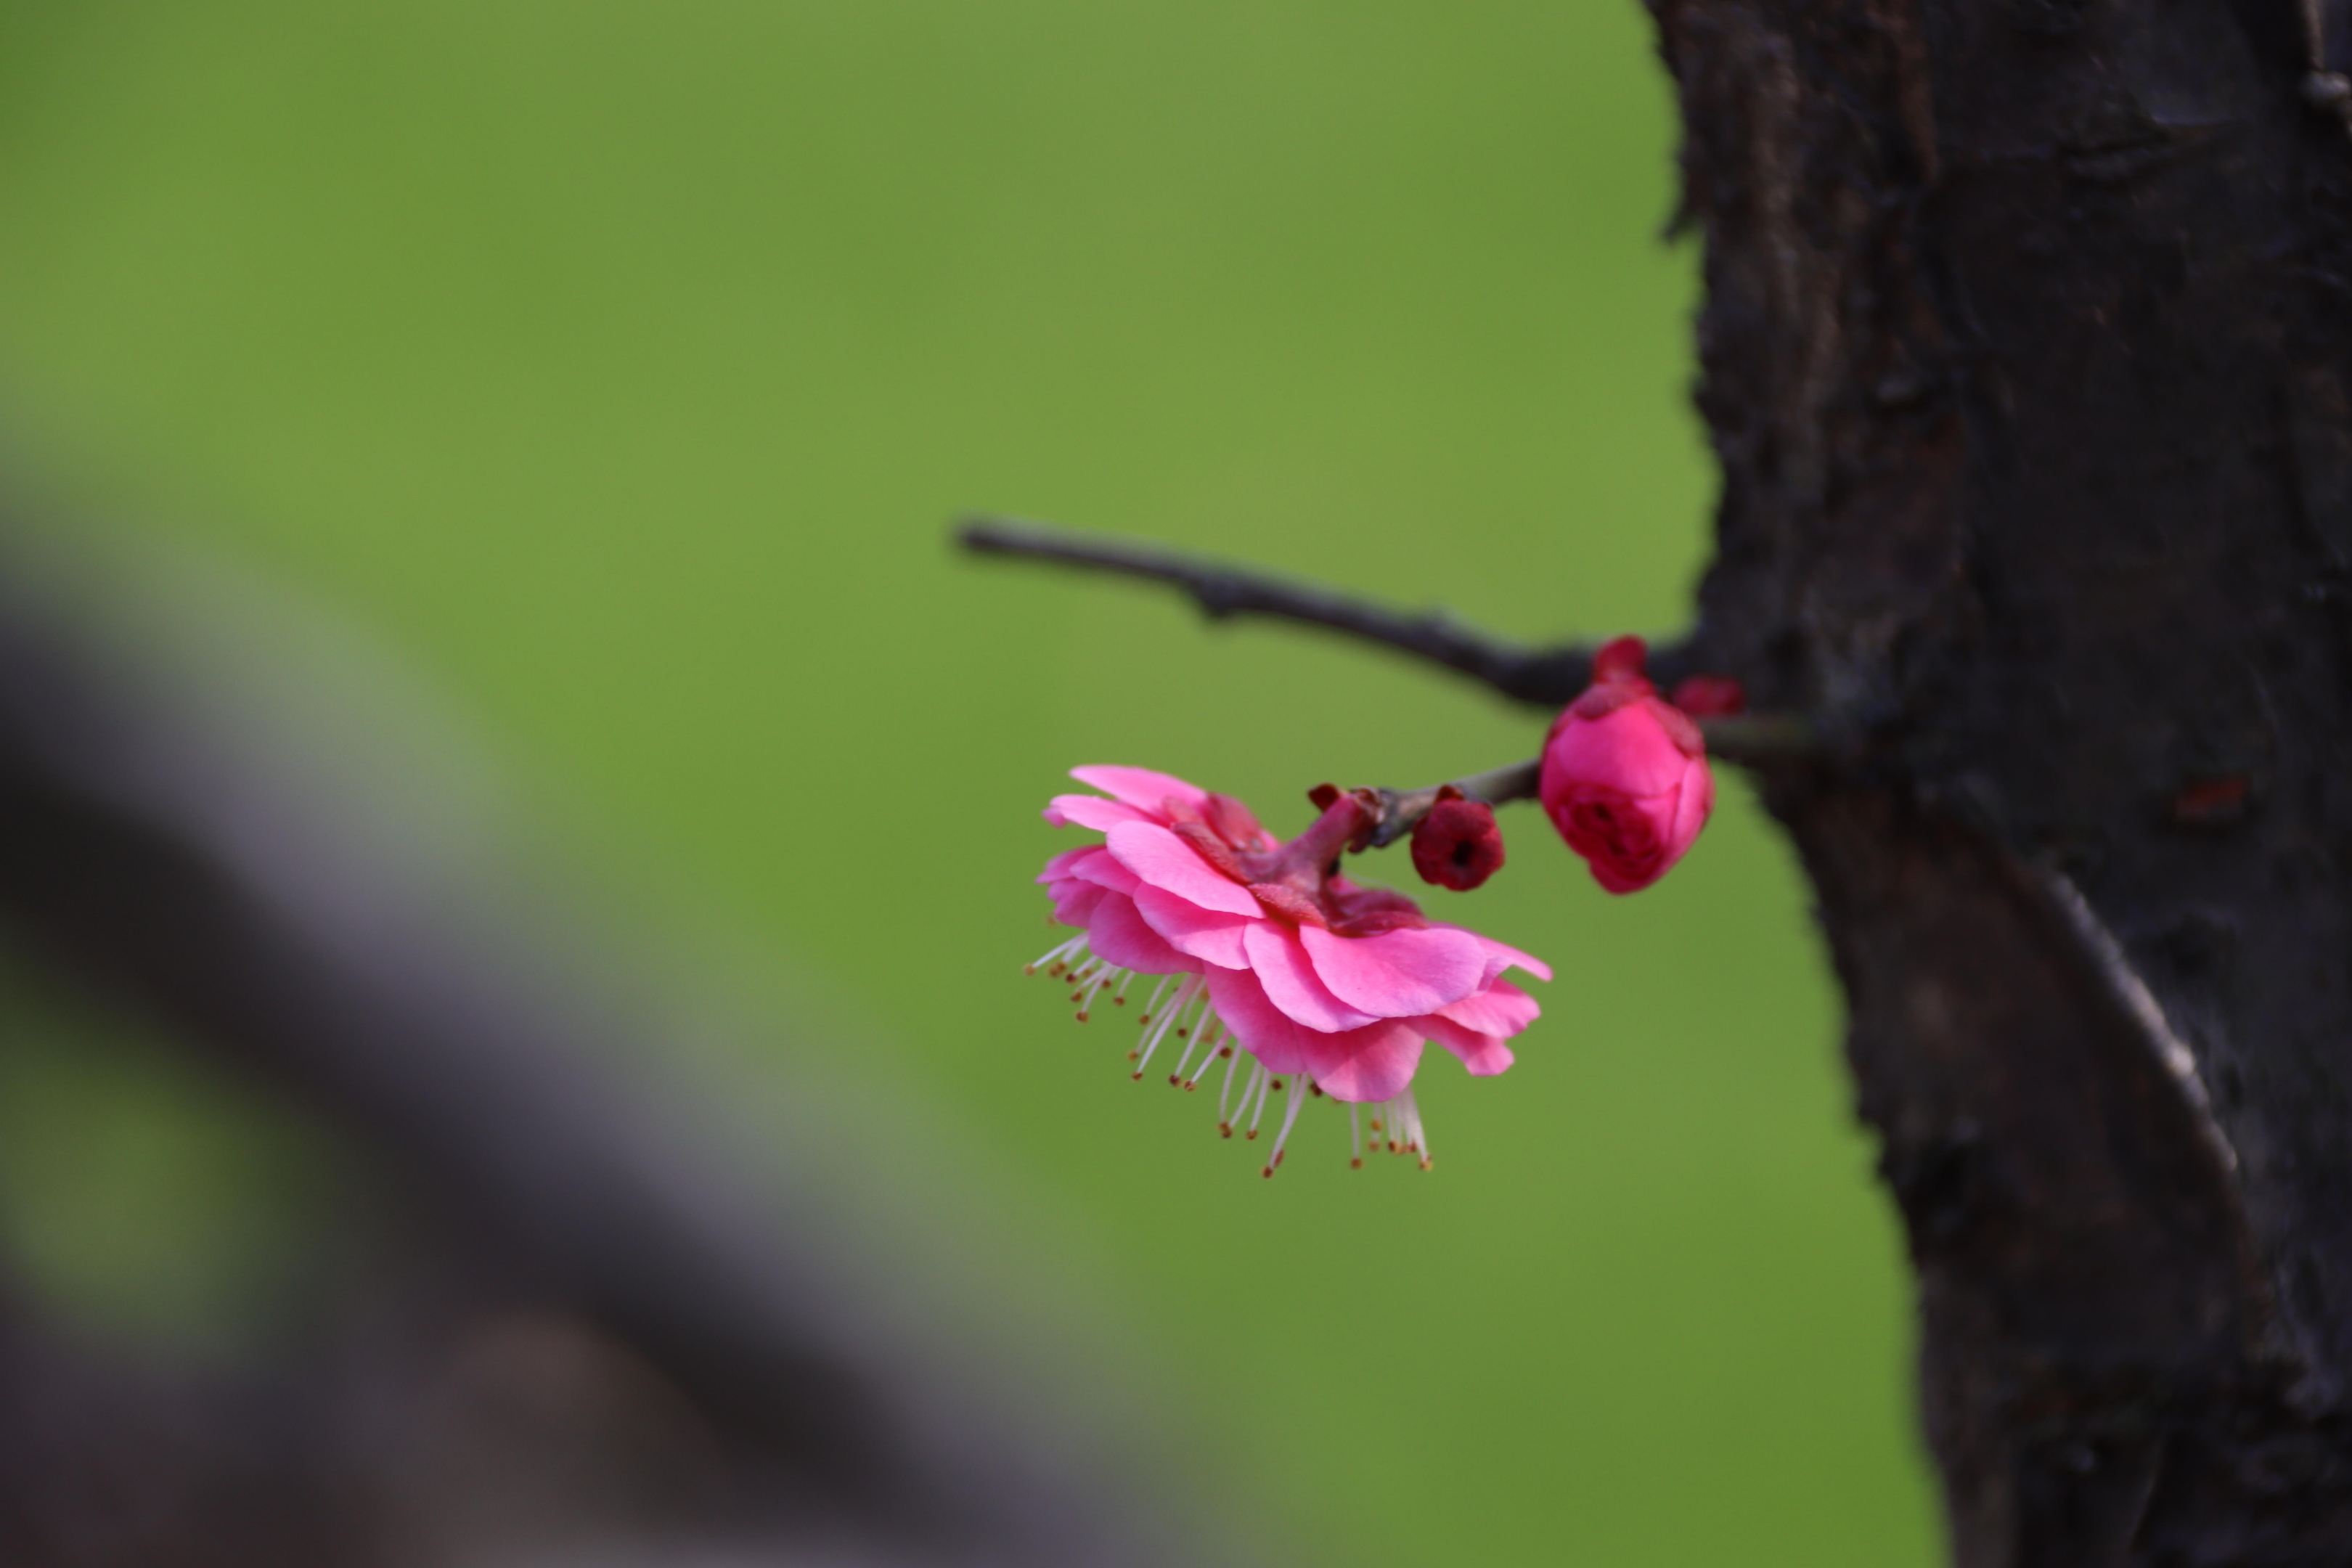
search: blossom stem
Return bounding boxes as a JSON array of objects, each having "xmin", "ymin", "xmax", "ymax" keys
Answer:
[
  {"xmin": 1363, "ymin": 759, "xmax": 1542, "ymax": 849},
  {"xmin": 1357, "ymin": 716, "xmax": 1816, "ymax": 849}
]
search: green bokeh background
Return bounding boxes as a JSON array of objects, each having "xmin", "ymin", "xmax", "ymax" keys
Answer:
[{"xmin": 0, "ymin": 2, "xmax": 1937, "ymax": 1563}]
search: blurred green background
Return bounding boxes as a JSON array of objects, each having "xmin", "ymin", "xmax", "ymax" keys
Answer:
[{"xmin": 0, "ymin": 1, "xmax": 1935, "ymax": 1563}]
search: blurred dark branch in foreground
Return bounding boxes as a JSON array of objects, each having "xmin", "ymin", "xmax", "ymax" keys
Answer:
[
  {"xmin": 0, "ymin": 530, "xmax": 1201, "ymax": 1567},
  {"xmin": 958, "ymin": 515, "xmax": 1699, "ymax": 707}
]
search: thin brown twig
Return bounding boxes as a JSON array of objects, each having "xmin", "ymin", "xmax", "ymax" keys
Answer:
[
  {"xmin": 957, "ymin": 516, "xmax": 1818, "ymax": 763},
  {"xmin": 957, "ymin": 515, "xmax": 1620, "ymax": 708},
  {"xmin": 1362, "ymin": 758, "xmax": 1541, "ymax": 849}
]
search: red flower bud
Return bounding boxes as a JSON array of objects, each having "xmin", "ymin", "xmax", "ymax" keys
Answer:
[
  {"xmin": 1668, "ymin": 674, "xmax": 1747, "ymax": 717},
  {"xmin": 1539, "ymin": 636, "xmax": 1714, "ymax": 894},
  {"xmin": 1410, "ymin": 787, "xmax": 1506, "ymax": 891}
]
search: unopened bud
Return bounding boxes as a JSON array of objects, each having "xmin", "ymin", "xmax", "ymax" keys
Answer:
[
  {"xmin": 1410, "ymin": 786, "xmax": 1506, "ymax": 891},
  {"xmin": 1543, "ymin": 637, "xmax": 1714, "ymax": 894}
]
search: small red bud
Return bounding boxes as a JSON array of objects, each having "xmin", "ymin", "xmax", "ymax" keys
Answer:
[
  {"xmin": 1669, "ymin": 674, "xmax": 1747, "ymax": 717},
  {"xmin": 1411, "ymin": 792, "xmax": 1506, "ymax": 891}
]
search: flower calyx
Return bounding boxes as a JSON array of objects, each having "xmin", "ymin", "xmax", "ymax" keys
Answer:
[{"xmin": 1157, "ymin": 783, "xmax": 1424, "ymax": 935}]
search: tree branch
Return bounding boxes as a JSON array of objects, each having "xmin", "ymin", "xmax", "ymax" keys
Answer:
[
  {"xmin": 957, "ymin": 515, "xmax": 1649, "ymax": 709},
  {"xmin": 960, "ymin": 517, "xmax": 1818, "ymax": 770},
  {"xmin": 1360, "ymin": 758, "xmax": 1541, "ymax": 849}
]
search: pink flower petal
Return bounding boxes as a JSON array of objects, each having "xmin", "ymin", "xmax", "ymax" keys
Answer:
[
  {"xmin": 1431, "ymin": 924, "xmax": 1552, "ymax": 984},
  {"xmin": 1665, "ymin": 759, "xmax": 1714, "ymax": 865},
  {"xmin": 1135, "ymin": 886, "xmax": 1252, "ymax": 968},
  {"xmin": 1069, "ymin": 847, "xmax": 1141, "ymax": 897},
  {"xmin": 1051, "ymin": 883, "xmax": 1108, "ymax": 927},
  {"xmin": 1085, "ymin": 893, "xmax": 1193, "ymax": 974},
  {"xmin": 1300, "ymin": 1021, "xmax": 1426, "ymax": 1102},
  {"xmin": 1044, "ymin": 793, "xmax": 1151, "ymax": 832},
  {"xmin": 1422, "ymin": 1016, "xmax": 1516, "ymax": 1077},
  {"xmin": 1202, "ymin": 965, "xmax": 1312, "ymax": 1074},
  {"xmin": 1037, "ymin": 846, "xmax": 1098, "ymax": 884},
  {"xmin": 1243, "ymin": 921, "xmax": 1380, "ymax": 1032},
  {"xmin": 1487, "ymin": 940, "xmax": 1553, "ymax": 984},
  {"xmin": 1436, "ymin": 978, "xmax": 1540, "ymax": 1037},
  {"xmin": 1542, "ymin": 703, "xmax": 1691, "ymax": 799},
  {"xmin": 1299, "ymin": 923, "xmax": 1488, "ymax": 1017},
  {"xmin": 1105, "ymin": 822, "xmax": 1262, "ymax": 918},
  {"xmin": 1069, "ymin": 766, "xmax": 1207, "ymax": 817}
]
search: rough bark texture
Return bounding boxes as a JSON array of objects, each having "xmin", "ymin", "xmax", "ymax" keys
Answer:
[{"xmin": 1651, "ymin": 0, "xmax": 2352, "ymax": 1556}]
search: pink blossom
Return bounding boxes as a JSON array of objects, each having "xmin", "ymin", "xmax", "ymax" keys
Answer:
[
  {"xmin": 1539, "ymin": 636, "xmax": 1715, "ymax": 894},
  {"xmin": 1032, "ymin": 765, "xmax": 1549, "ymax": 1175}
]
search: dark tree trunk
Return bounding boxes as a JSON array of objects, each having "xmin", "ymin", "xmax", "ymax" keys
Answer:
[{"xmin": 1652, "ymin": 0, "xmax": 2352, "ymax": 1556}]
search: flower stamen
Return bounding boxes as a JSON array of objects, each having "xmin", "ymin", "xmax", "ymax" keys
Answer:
[
  {"xmin": 1131, "ymin": 975, "xmax": 1202, "ymax": 1079},
  {"xmin": 1401, "ymin": 1089, "xmax": 1432, "ymax": 1169},
  {"xmin": 1026, "ymin": 932, "xmax": 1089, "ymax": 977},
  {"xmin": 1136, "ymin": 973, "xmax": 1174, "ymax": 1026},
  {"xmin": 1217, "ymin": 1046, "xmax": 1247, "ymax": 1131},
  {"xmin": 1170, "ymin": 1020, "xmax": 1205, "ymax": 1085},
  {"xmin": 1244, "ymin": 1064, "xmax": 1274, "ymax": 1140},
  {"xmin": 1073, "ymin": 960, "xmax": 1129, "ymax": 1022},
  {"xmin": 1263, "ymin": 1073, "xmax": 1312, "ymax": 1177},
  {"xmin": 1180, "ymin": 1022, "xmax": 1226, "ymax": 1091}
]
